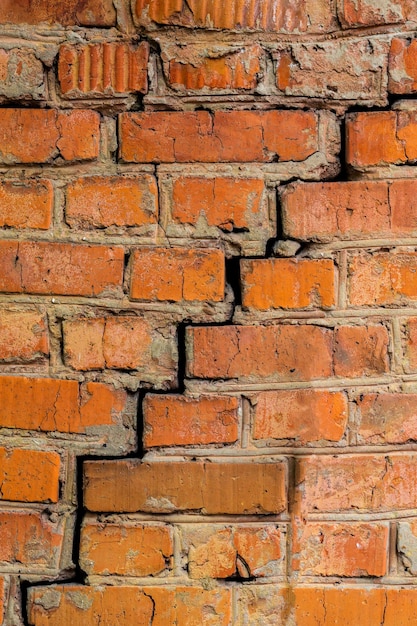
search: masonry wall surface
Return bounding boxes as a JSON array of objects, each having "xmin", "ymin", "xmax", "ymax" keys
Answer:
[{"xmin": 1, "ymin": 0, "xmax": 417, "ymax": 624}]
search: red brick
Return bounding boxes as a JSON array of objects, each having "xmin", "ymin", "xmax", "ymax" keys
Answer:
[
  {"xmin": 84, "ymin": 460, "xmax": 286, "ymax": 514},
  {"xmin": 334, "ymin": 325, "xmax": 389, "ymax": 377},
  {"xmin": 389, "ymin": 38, "xmax": 417, "ymax": 93},
  {"xmin": 28, "ymin": 585, "xmax": 232, "ymax": 626},
  {"xmin": 404, "ymin": 317, "xmax": 417, "ymax": 371},
  {"xmin": 296, "ymin": 453, "xmax": 417, "ymax": 514},
  {"xmin": 241, "ymin": 258, "xmax": 336, "ymax": 310},
  {"xmin": 143, "ymin": 394, "xmax": 239, "ymax": 447},
  {"xmin": 293, "ymin": 522, "xmax": 389, "ymax": 577},
  {"xmin": 120, "ymin": 110, "xmax": 319, "ymax": 163},
  {"xmin": 0, "ymin": 377, "xmax": 127, "ymax": 434},
  {"xmin": 0, "ymin": 241, "xmax": 123, "ymax": 297},
  {"xmin": 0, "ymin": 310, "xmax": 48, "ymax": 363},
  {"xmin": 0, "ymin": 510, "xmax": 63, "ymax": 568},
  {"xmin": 130, "ymin": 248, "xmax": 225, "ymax": 302},
  {"xmin": 0, "ymin": 180, "xmax": 52, "ymax": 229},
  {"xmin": 348, "ymin": 252, "xmax": 417, "ymax": 306},
  {"xmin": 390, "ymin": 179, "xmax": 417, "ymax": 231},
  {"xmin": 356, "ymin": 392, "xmax": 417, "ymax": 444},
  {"xmin": 0, "ymin": 109, "xmax": 99, "ymax": 164},
  {"xmin": 339, "ymin": 0, "xmax": 411, "ymax": 27},
  {"xmin": 252, "ymin": 389, "xmax": 347, "ymax": 443},
  {"xmin": 0, "ymin": 447, "xmax": 59, "ymax": 503},
  {"xmin": 65, "ymin": 175, "xmax": 158, "ymax": 229},
  {"xmin": 346, "ymin": 110, "xmax": 417, "ymax": 168},
  {"xmin": 186, "ymin": 324, "xmax": 333, "ymax": 382},
  {"xmin": 134, "ymin": 0, "xmax": 335, "ymax": 33},
  {"xmin": 0, "ymin": 48, "xmax": 45, "ymax": 99},
  {"xmin": 59, "ymin": 42, "xmax": 149, "ymax": 96},
  {"xmin": 80, "ymin": 520, "xmax": 173, "ymax": 576},
  {"xmin": 0, "ymin": 0, "xmax": 116, "ymax": 26}
]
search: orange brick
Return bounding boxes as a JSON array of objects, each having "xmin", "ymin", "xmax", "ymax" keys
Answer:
[
  {"xmin": 348, "ymin": 251, "xmax": 417, "ymax": 306},
  {"xmin": 0, "ymin": 510, "xmax": 64, "ymax": 568},
  {"xmin": 346, "ymin": 110, "xmax": 417, "ymax": 168},
  {"xmin": 84, "ymin": 460, "xmax": 286, "ymax": 514},
  {"xmin": 143, "ymin": 394, "xmax": 239, "ymax": 447},
  {"xmin": 0, "ymin": 447, "xmax": 59, "ymax": 503},
  {"xmin": 120, "ymin": 110, "xmax": 319, "ymax": 163},
  {"xmin": 59, "ymin": 42, "xmax": 149, "ymax": 96},
  {"xmin": 0, "ymin": 310, "xmax": 48, "ymax": 363},
  {"xmin": 186, "ymin": 324, "xmax": 333, "ymax": 382},
  {"xmin": 356, "ymin": 392, "xmax": 417, "ymax": 444},
  {"xmin": 65, "ymin": 175, "xmax": 158, "ymax": 229},
  {"xmin": 293, "ymin": 522, "xmax": 389, "ymax": 577},
  {"xmin": 339, "ymin": 0, "xmax": 410, "ymax": 27},
  {"xmin": 390, "ymin": 179, "xmax": 417, "ymax": 231},
  {"xmin": 241, "ymin": 258, "xmax": 336, "ymax": 310},
  {"xmin": 28, "ymin": 585, "xmax": 232, "ymax": 626},
  {"xmin": 334, "ymin": 325, "xmax": 389, "ymax": 377},
  {"xmin": 0, "ymin": 241, "xmax": 123, "ymax": 297},
  {"xmin": 80, "ymin": 519, "xmax": 173, "ymax": 576},
  {"xmin": 0, "ymin": 109, "xmax": 99, "ymax": 164},
  {"xmin": 0, "ymin": 180, "xmax": 52, "ymax": 229},
  {"xmin": 0, "ymin": 377, "xmax": 127, "ymax": 434},
  {"xmin": 389, "ymin": 38, "xmax": 417, "ymax": 93},
  {"xmin": 404, "ymin": 317, "xmax": 417, "ymax": 371},
  {"xmin": 252, "ymin": 389, "xmax": 347, "ymax": 443},
  {"xmin": 0, "ymin": 0, "xmax": 116, "ymax": 25},
  {"xmin": 296, "ymin": 453, "xmax": 417, "ymax": 514},
  {"xmin": 130, "ymin": 248, "xmax": 225, "ymax": 302}
]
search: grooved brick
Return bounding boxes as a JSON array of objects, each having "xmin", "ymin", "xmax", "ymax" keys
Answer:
[
  {"xmin": 0, "ymin": 48, "xmax": 45, "ymax": 99},
  {"xmin": 0, "ymin": 377, "xmax": 127, "ymax": 434},
  {"xmin": 356, "ymin": 393, "xmax": 417, "ymax": 444},
  {"xmin": 65, "ymin": 175, "xmax": 158, "ymax": 229},
  {"xmin": 334, "ymin": 325, "xmax": 389, "ymax": 377},
  {"xmin": 389, "ymin": 38, "xmax": 417, "ymax": 93},
  {"xmin": 130, "ymin": 248, "xmax": 225, "ymax": 302},
  {"xmin": 0, "ymin": 180, "xmax": 53, "ymax": 230},
  {"xmin": 59, "ymin": 42, "xmax": 149, "ymax": 96},
  {"xmin": 0, "ymin": 109, "xmax": 100, "ymax": 164},
  {"xmin": 0, "ymin": 241, "xmax": 124, "ymax": 297},
  {"xmin": 241, "ymin": 258, "xmax": 336, "ymax": 310},
  {"xmin": 119, "ymin": 110, "xmax": 319, "ymax": 163},
  {"xmin": 143, "ymin": 394, "xmax": 239, "ymax": 447},
  {"xmin": 0, "ymin": 310, "xmax": 48, "ymax": 363},
  {"xmin": 84, "ymin": 460, "xmax": 286, "ymax": 514},
  {"xmin": 0, "ymin": 0, "xmax": 116, "ymax": 26},
  {"xmin": 0, "ymin": 448, "xmax": 60, "ymax": 503},
  {"xmin": 252, "ymin": 390, "xmax": 348, "ymax": 443}
]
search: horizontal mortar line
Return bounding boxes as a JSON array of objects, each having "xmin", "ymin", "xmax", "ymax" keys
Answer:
[
  {"xmin": 0, "ymin": 501, "xmax": 76, "ymax": 513},
  {"xmin": 85, "ymin": 574, "xmax": 287, "ymax": 586},
  {"xmin": 301, "ymin": 239, "xmax": 417, "ymax": 250},
  {"xmin": 144, "ymin": 94, "xmax": 384, "ymax": 108},
  {"xmin": 0, "ymin": 566, "xmax": 63, "ymax": 575},
  {"xmin": 84, "ymin": 514, "xmax": 287, "ymax": 527},
  {"xmin": 92, "ymin": 513, "xmax": 289, "ymax": 523},
  {"xmin": 234, "ymin": 308, "xmax": 417, "ymax": 321},
  {"xmin": 0, "ymin": 233, "xmax": 236, "ymax": 248},
  {"xmin": 0, "ymin": 164, "xmax": 157, "ymax": 177},
  {"xmin": 291, "ymin": 576, "xmax": 416, "ymax": 585},
  {"xmin": 305, "ymin": 511, "xmax": 417, "ymax": 521}
]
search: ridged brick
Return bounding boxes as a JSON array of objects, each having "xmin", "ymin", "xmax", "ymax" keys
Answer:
[
  {"xmin": 0, "ymin": 241, "xmax": 123, "ymax": 297},
  {"xmin": 241, "ymin": 258, "xmax": 336, "ymax": 310},
  {"xmin": 0, "ymin": 0, "xmax": 116, "ymax": 26},
  {"xmin": 252, "ymin": 389, "xmax": 347, "ymax": 443},
  {"xmin": 389, "ymin": 38, "xmax": 417, "ymax": 93},
  {"xmin": 0, "ymin": 377, "xmax": 127, "ymax": 434},
  {"xmin": 80, "ymin": 520, "xmax": 173, "ymax": 576},
  {"xmin": 334, "ymin": 325, "xmax": 389, "ymax": 377},
  {"xmin": 59, "ymin": 42, "xmax": 149, "ymax": 97},
  {"xmin": 65, "ymin": 175, "xmax": 158, "ymax": 229},
  {"xmin": 0, "ymin": 48, "xmax": 45, "ymax": 99},
  {"xmin": 0, "ymin": 180, "xmax": 53, "ymax": 229},
  {"xmin": 0, "ymin": 448, "xmax": 60, "ymax": 503},
  {"xmin": 143, "ymin": 394, "xmax": 239, "ymax": 447},
  {"xmin": 0, "ymin": 310, "xmax": 48, "ymax": 363},
  {"xmin": 0, "ymin": 109, "xmax": 100, "ymax": 164},
  {"xmin": 84, "ymin": 460, "xmax": 286, "ymax": 514},
  {"xmin": 355, "ymin": 392, "xmax": 417, "ymax": 444},
  {"xmin": 130, "ymin": 248, "xmax": 225, "ymax": 302},
  {"xmin": 119, "ymin": 110, "xmax": 319, "ymax": 163}
]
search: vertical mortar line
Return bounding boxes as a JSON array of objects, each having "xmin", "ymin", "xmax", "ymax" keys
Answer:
[
  {"xmin": 391, "ymin": 316, "xmax": 404, "ymax": 375},
  {"xmin": 388, "ymin": 521, "xmax": 398, "ymax": 576},
  {"xmin": 172, "ymin": 523, "xmax": 183, "ymax": 578},
  {"xmin": 338, "ymin": 249, "xmax": 348, "ymax": 311},
  {"xmin": 346, "ymin": 389, "xmax": 357, "ymax": 447},
  {"xmin": 241, "ymin": 395, "xmax": 251, "ymax": 449}
]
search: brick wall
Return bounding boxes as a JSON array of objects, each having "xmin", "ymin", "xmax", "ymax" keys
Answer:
[{"xmin": 0, "ymin": 1, "xmax": 417, "ymax": 624}]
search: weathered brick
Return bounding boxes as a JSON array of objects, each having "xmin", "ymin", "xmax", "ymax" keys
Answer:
[
  {"xmin": 0, "ymin": 0, "xmax": 116, "ymax": 26},
  {"xmin": 28, "ymin": 585, "xmax": 232, "ymax": 626},
  {"xmin": 186, "ymin": 324, "xmax": 334, "ymax": 382},
  {"xmin": 296, "ymin": 453, "xmax": 417, "ymax": 514},
  {"xmin": 80, "ymin": 519, "xmax": 173, "ymax": 576},
  {"xmin": 293, "ymin": 522, "xmax": 389, "ymax": 577},
  {"xmin": 59, "ymin": 42, "xmax": 149, "ymax": 97},
  {"xmin": 0, "ymin": 48, "xmax": 45, "ymax": 99},
  {"xmin": 397, "ymin": 520, "xmax": 417, "ymax": 574},
  {"xmin": 0, "ymin": 180, "xmax": 53, "ymax": 230},
  {"xmin": 0, "ymin": 310, "xmax": 48, "ymax": 363},
  {"xmin": 346, "ymin": 110, "xmax": 417, "ymax": 168},
  {"xmin": 404, "ymin": 317, "xmax": 417, "ymax": 372},
  {"xmin": 120, "ymin": 110, "xmax": 319, "ymax": 163},
  {"xmin": 65, "ymin": 175, "xmax": 158, "ymax": 229},
  {"xmin": 334, "ymin": 325, "xmax": 389, "ymax": 377},
  {"xmin": 241, "ymin": 258, "xmax": 336, "ymax": 310},
  {"xmin": 0, "ymin": 448, "xmax": 59, "ymax": 503},
  {"xmin": 130, "ymin": 248, "xmax": 225, "ymax": 302},
  {"xmin": 134, "ymin": 0, "xmax": 335, "ymax": 33},
  {"xmin": 0, "ymin": 377, "xmax": 127, "ymax": 434},
  {"xmin": 348, "ymin": 252, "xmax": 417, "ymax": 306},
  {"xmin": 0, "ymin": 241, "xmax": 123, "ymax": 297},
  {"xmin": 252, "ymin": 389, "xmax": 347, "ymax": 443},
  {"xmin": 338, "ymin": 0, "xmax": 412, "ymax": 27},
  {"xmin": 389, "ymin": 38, "xmax": 417, "ymax": 93},
  {"xmin": 143, "ymin": 394, "xmax": 239, "ymax": 447},
  {"xmin": 0, "ymin": 109, "xmax": 100, "ymax": 164},
  {"xmin": 237, "ymin": 585, "xmax": 287, "ymax": 626},
  {"xmin": 356, "ymin": 392, "xmax": 417, "ymax": 444},
  {"xmin": 84, "ymin": 460, "xmax": 286, "ymax": 514}
]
